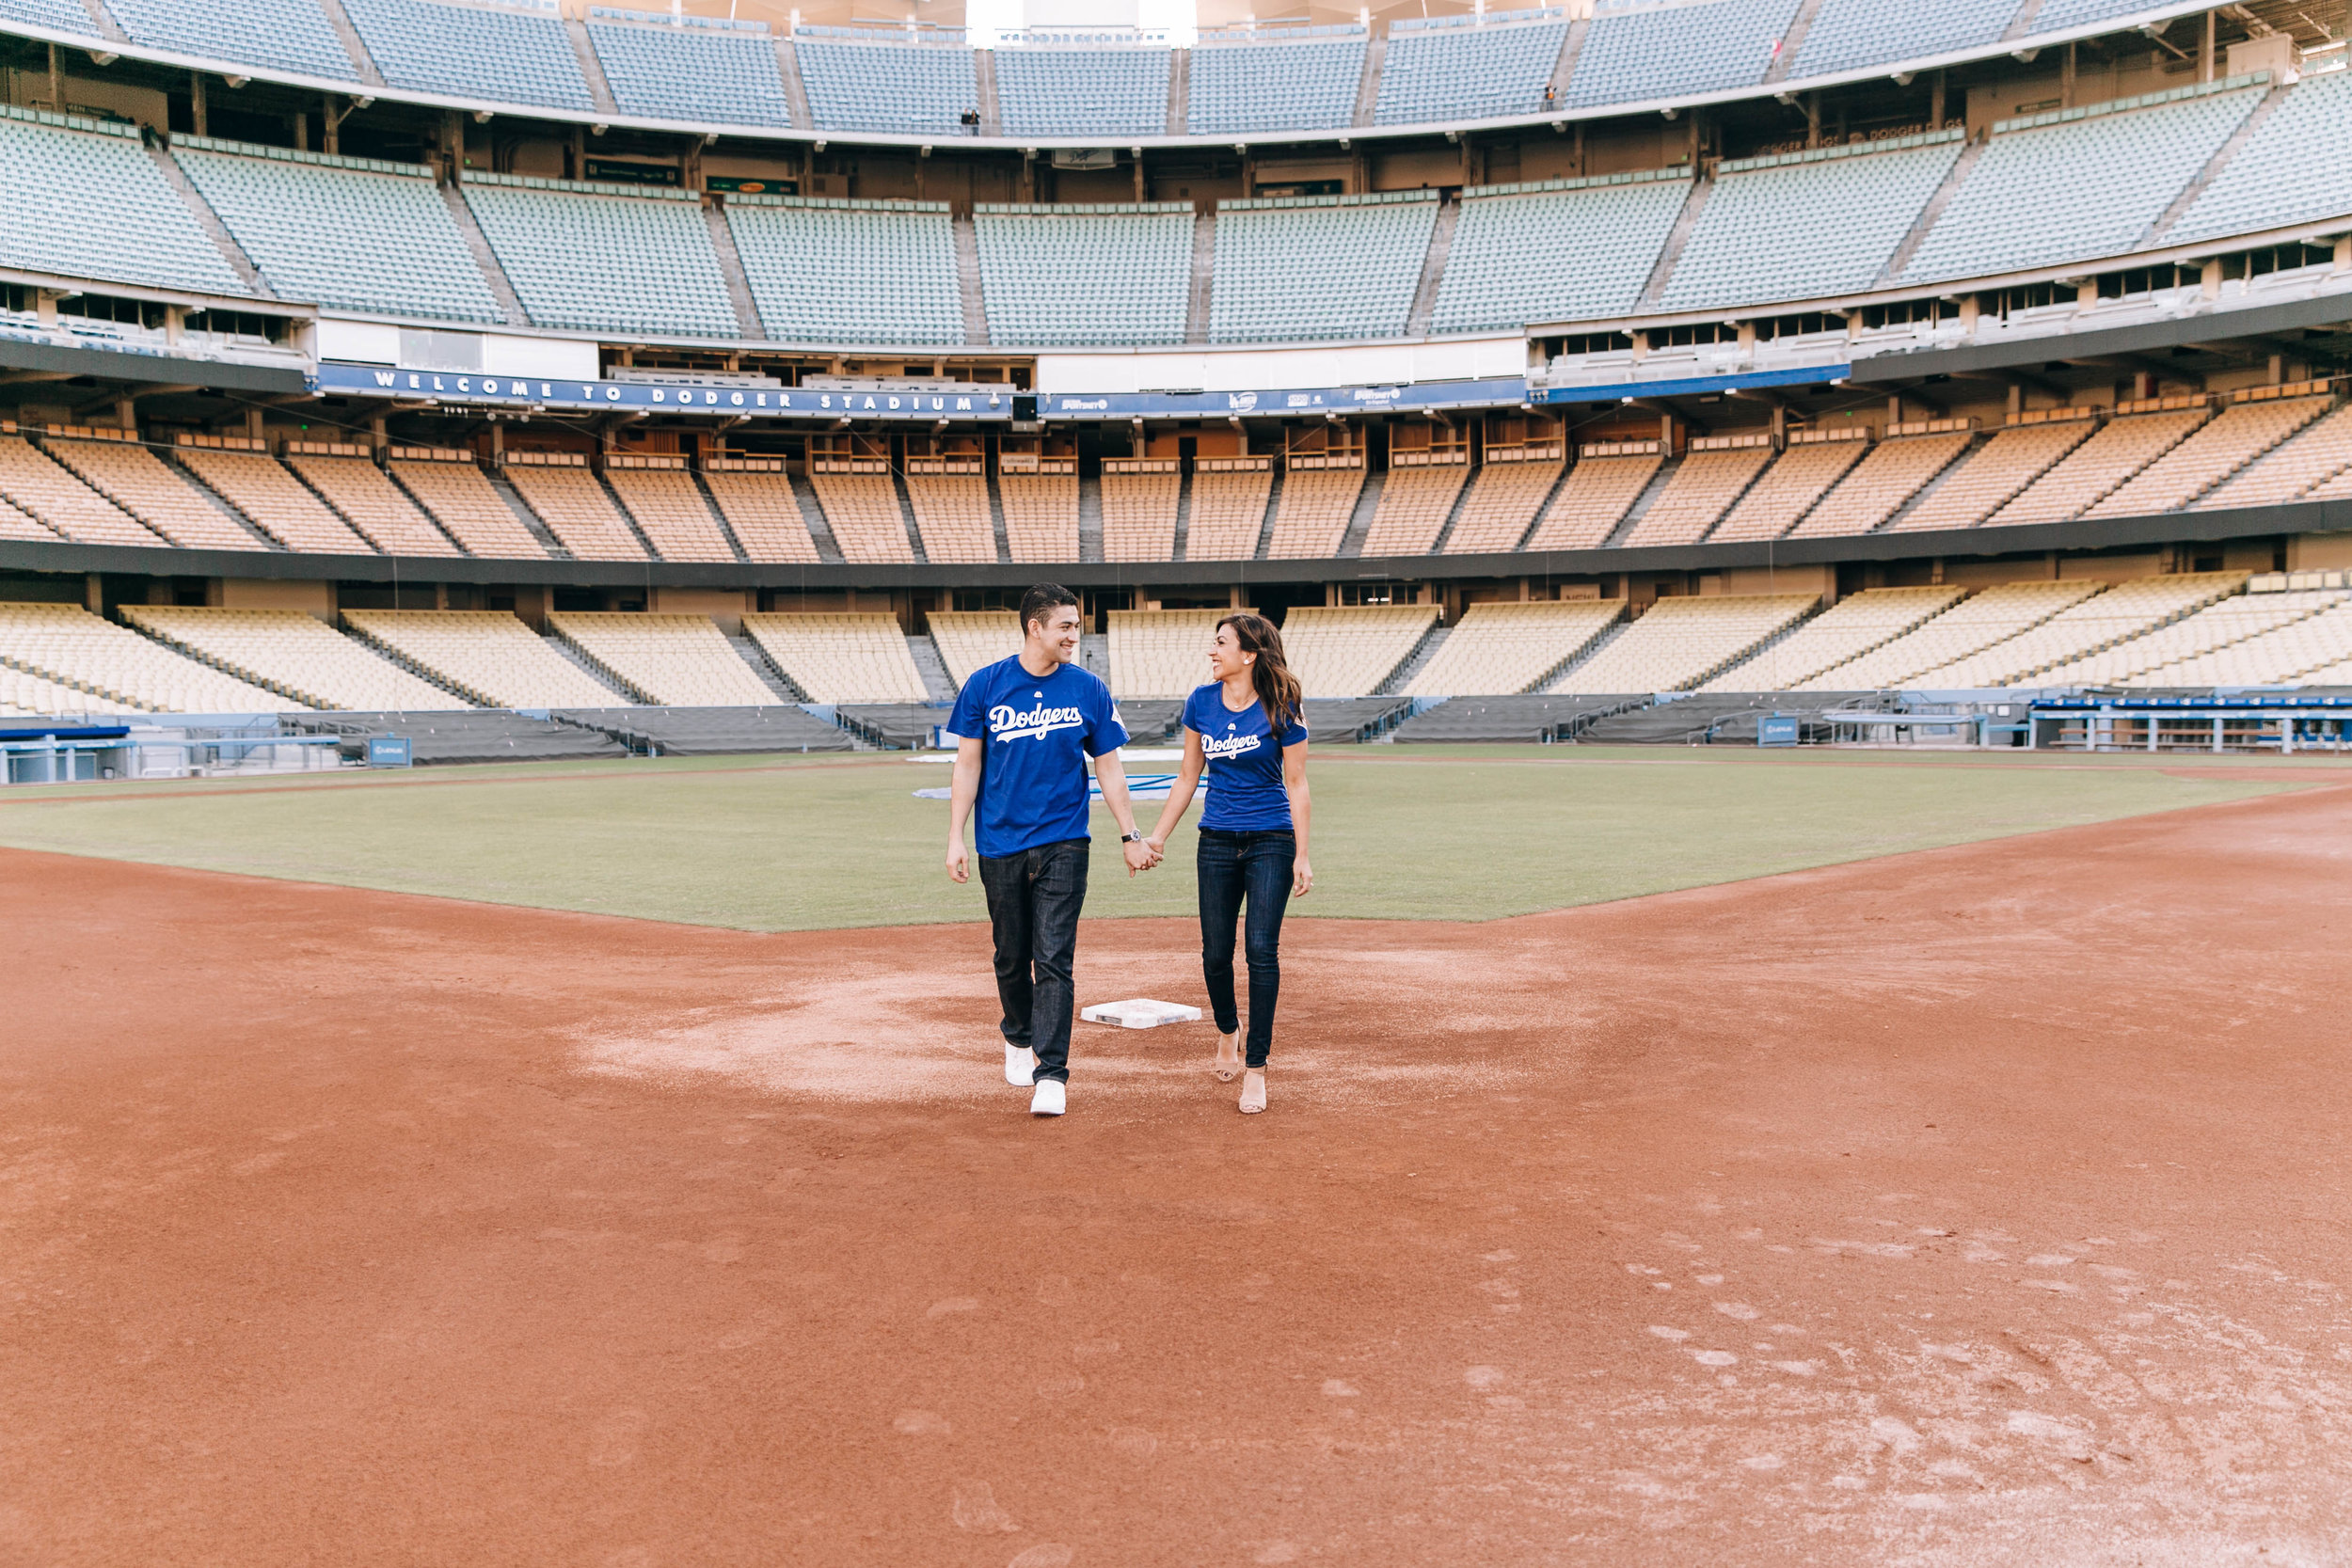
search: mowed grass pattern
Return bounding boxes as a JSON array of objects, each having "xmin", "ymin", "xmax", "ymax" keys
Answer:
[{"xmin": 0, "ymin": 747, "xmax": 2320, "ymax": 931}]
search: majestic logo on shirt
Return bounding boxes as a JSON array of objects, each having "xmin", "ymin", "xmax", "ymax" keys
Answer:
[
  {"xmin": 991, "ymin": 704, "xmax": 1087, "ymax": 742},
  {"xmin": 1200, "ymin": 730, "xmax": 1263, "ymax": 761}
]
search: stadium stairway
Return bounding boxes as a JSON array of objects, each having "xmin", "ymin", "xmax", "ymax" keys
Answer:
[
  {"xmin": 1388, "ymin": 693, "xmax": 1648, "ymax": 743},
  {"xmin": 1076, "ymin": 470, "xmax": 1105, "ymax": 562},
  {"xmin": 556, "ymin": 705, "xmax": 854, "ymax": 756},
  {"xmin": 1253, "ymin": 467, "xmax": 1284, "ymax": 560},
  {"xmin": 728, "ymin": 633, "xmax": 806, "ymax": 700},
  {"xmin": 543, "ymin": 633, "xmax": 640, "ymax": 701},
  {"xmin": 488, "ymin": 471, "xmax": 569, "ymax": 555},
  {"xmin": 1605, "ymin": 455, "xmax": 1686, "ymax": 546},
  {"xmin": 786, "ymin": 470, "xmax": 846, "ymax": 562},
  {"xmin": 1338, "ymin": 469, "xmax": 1385, "ymax": 557},
  {"xmin": 1170, "ymin": 470, "xmax": 1194, "ymax": 560},
  {"xmin": 1376, "ymin": 620, "xmax": 1450, "ymax": 693},
  {"xmin": 909, "ymin": 635, "xmax": 957, "ymax": 701},
  {"xmin": 1079, "ymin": 631, "xmax": 1111, "ymax": 681}
]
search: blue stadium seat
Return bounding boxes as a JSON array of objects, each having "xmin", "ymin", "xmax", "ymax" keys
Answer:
[
  {"xmin": 1565, "ymin": 0, "xmax": 1801, "ymax": 110},
  {"xmin": 1434, "ymin": 172, "xmax": 1690, "ymax": 332},
  {"xmin": 995, "ymin": 45, "xmax": 1170, "ymax": 138},
  {"xmin": 2165, "ymin": 71, "xmax": 2352, "ymax": 247},
  {"xmin": 0, "ymin": 105, "xmax": 247, "ymax": 298},
  {"xmin": 589, "ymin": 19, "xmax": 792, "ymax": 126},
  {"xmin": 1188, "ymin": 30, "xmax": 1365, "ymax": 135},
  {"xmin": 1788, "ymin": 0, "xmax": 2016, "ymax": 80},
  {"xmin": 1209, "ymin": 191, "xmax": 1436, "ymax": 343},
  {"xmin": 0, "ymin": 0, "xmax": 97, "ymax": 37},
  {"xmin": 463, "ymin": 175, "xmax": 739, "ymax": 337},
  {"xmin": 342, "ymin": 0, "xmax": 594, "ymax": 111},
  {"xmin": 105, "ymin": 0, "xmax": 358, "ymax": 80},
  {"xmin": 1377, "ymin": 12, "xmax": 1566, "ymax": 124},
  {"xmin": 794, "ymin": 37, "xmax": 977, "ymax": 135},
  {"xmin": 975, "ymin": 204, "xmax": 1191, "ymax": 345},
  {"xmin": 725, "ymin": 196, "xmax": 963, "ymax": 345}
]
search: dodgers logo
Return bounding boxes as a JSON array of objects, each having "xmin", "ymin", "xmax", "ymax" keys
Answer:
[
  {"xmin": 1200, "ymin": 731, "xmax": 1263, "ymax": 761},
  {"xmin": 991, "ymin": 703, "xmax": 1087, "ymax": 742}
]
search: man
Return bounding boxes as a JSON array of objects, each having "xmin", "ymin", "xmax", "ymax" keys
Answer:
[{"xmin": 946, "ymin": 583, "xmax": 1155, "ymax": 1117}]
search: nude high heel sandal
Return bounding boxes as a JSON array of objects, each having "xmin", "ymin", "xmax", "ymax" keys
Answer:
[
  {"xmin": 1213, "ymin": 1032, "xmax": 1241, "ymax": 1082},
  {"xmin": 1238, "ymin": 1069, "xmax": 1266, "ymax": 1115}
]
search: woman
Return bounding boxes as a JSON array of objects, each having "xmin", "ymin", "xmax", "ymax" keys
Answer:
[{"xmin": 1144, "ymin": 612, "xmax": 1312, "ymax": 1115}]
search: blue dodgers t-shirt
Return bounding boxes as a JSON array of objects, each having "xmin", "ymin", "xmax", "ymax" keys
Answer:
[
  {"xmin": 949, "ymin": 656, "xmax": 1130, "ymax": 859},
  {"xmin": 1184, "ymin": 683, "xmax": 1309, "ymax": 832}
]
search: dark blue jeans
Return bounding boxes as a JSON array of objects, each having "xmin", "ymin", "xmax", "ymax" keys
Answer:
[
  {"xmin": 977, "ymin": 838, "xmax": 1089, "ymax": 1084},
  {"xmin": 1198, "ymin": 828, "xmax": 1294, "ymax": 1069}
]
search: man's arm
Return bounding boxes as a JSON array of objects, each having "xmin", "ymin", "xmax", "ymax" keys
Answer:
[
  {"xmin": 1093, "ymin": 750, "xmax": 1153, "ymax": 876},
  {"xmin": 945, "ymin": 734, "xmax": 983, "ymax": 882}
]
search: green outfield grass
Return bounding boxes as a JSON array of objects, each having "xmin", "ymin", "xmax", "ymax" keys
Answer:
[{"xmin": 0, "ymin": 746, "xmax": 2329, "ymax": 929}]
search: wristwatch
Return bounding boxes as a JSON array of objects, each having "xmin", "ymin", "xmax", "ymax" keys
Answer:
[{"xmin": 1121, "ymin": 831, "xmax": 1147, "ymax": 844}]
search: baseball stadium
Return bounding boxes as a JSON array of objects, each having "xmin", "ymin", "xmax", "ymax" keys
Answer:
[{"xmin": 3, "ymin": 0, "xmax": 2350, "ymax": 1558}]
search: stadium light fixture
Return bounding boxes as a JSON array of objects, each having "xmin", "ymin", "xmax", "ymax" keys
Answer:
[
  {"xmin": 89, "ymin": 51, "xmax": 117, "ymax": 65},
  {"xmin": 815, "ymin": 139, "xmax": 827, "ymax": 151},
  {"xmin": 473, "ymin": 110, "xmax": 492, "ymax": 123},
  {"xmin": 1660, "ymin": 106, "xmax": 1678, "ymax": 120},
  {"xmin": 1233, "ymin": 143, "xmax": 1247, "ymax": 155},
  {"xmin": 1130, "ymin": 144, "xmax": 1142, "ymax": 158},
  {"xmin": 1549, "ymin": 120, "xmax": 1565, "ymax": 134},
  {"xmin": 354, "ymin": 96, "xmax": 373, "ymax": 109},
  {"xmin": 703, "ymin": 132, "xmax": 718, "ymax": 146},
  {"xmin": 1774, "ymin": 90, "xmax": 1796, "ymax": 105},
  {"xmin": 224, "ymin": 75, "xmax": 248, "ymax": 88},
  {"xmin": 592, "ymin": 123, "xmax": 608, "ymax": 135},
  {"xmin": 1341, "ymin": 136, "xmax": 1352, "ymax": 148}
]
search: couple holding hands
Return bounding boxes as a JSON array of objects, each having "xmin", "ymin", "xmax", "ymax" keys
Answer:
[{"xmin": 945, "ymin": 584, "xmax": 1312, "ymax": 1117}]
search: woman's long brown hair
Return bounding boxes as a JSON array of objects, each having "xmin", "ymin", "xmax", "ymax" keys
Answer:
[{"xmin": 1218, "ymin": 611, "xmax": 1303, "ymax": 735}]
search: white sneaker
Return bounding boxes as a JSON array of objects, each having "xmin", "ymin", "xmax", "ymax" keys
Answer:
[
  {"xmin": 1030, "ymin": 1080, "xmax": 1066, "ymax": 1117},
  {"xmin": 1006, "ymin": 1043, "xmax": 1037, "ymax": 1086}
]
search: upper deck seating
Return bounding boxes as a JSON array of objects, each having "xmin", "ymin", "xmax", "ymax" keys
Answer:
[
  {"xmin": 2167, "ymin": 71, "xmax": 2352, "ymax": 247},
  {"xmin": 1790, "ymin": 580, "xmax": 2104, "ymax": 689},
  {"xmin": 121, "ymin": 606, "xmax": 455, "ymax": 710},
  {"xmin": 1618, "ymin": 446, "xmax": 1771, "ymax": 547},
  {"xmin": 179, "ymin": 141, "xmax": 501, "ymax": 323},
  {"xmin": 1101, "ymin": 467, "xmax": 1178, "ymax": 562},
  {"xmin": 1901, "ymin": 81, "xmax": 2265, "ymax": 287},
  {"xmin": 925, "ymin": 610, "xmax": 1024, "ymax": 688},
  {"xmin": 503, "ymin": 463, "xmax": 649, "ymax": 560},
  {"xmin": 1788, "ymin": 431, "xmax": 1973, "ymax": 538},
  {"xmin": 1379, "ymin": 13, "xmax": 1567, "ymax": 124},
  {"xmin": 701, "ymin": 469, "xmax": 819, "ymax": 562},
  {"xmin": 808, "ymin": 472, "xmax": 913, "ymax": 563},
  {"xmin": 549, "ymin": 611, "xmax": 781, "ymax": 706},
  {"xmin": 1565, "ymin": 0, "xmax": 1800, "ymax": 109},
  {"xmin": 2198, "ymin": 404, "xmax": 2352, "ymax": 510},
  {"xmin": 1209, "ymin": 193, "xmax": 1436, "ymax": 344},
  {"xmin": 1788, "ymin": 0, "xmax": 2016, "ymax": 78},
  {"xmin": 1184, "ymin": 467, "xmax": 1272, "ymax": 560},
  {"xmin": 1403, "ymin": 598, "xmax": 1624, "ymax": 695},
  {"xmin": 1279, "ymin": 604, "xmax": 1438, "ymax": 697},
  {"xmin": 342, "ymin": 609, "xmax": 626, "ymax": 707},
  {"xmin": 2, "ymin": 108, "xmax": 247, "ymax": 298},
  {"xmin": 1698, "ymin": 585, "xmax": 1965, "ymax": 690},
  {"xmin": 465, "ymin": 178, "xmax": 738, "ymax": 338},
  {"xmin": 0, "ymin": 497, "xmax": 60, "ymax": 543},
  {"xmin": 1706, "ymin": 436, "xmax": 1869, "ymax": 543},
  {"xmin": 284, "ymin": 454, "xmax": 464, "ymax": 557},
  {"xmin": 1550, "ymin": 593, "xmax": 1818, "ymax": 693},
  {"xmin": 1434, "ymin": 175, "xmax": 1690, "ymax": 333},
  {"xmin": 589, "ymin": 20, "xmax": 793, "ymax": 126},
  {"xmin": 0, "ymin": 601, "xmax": 291, "ymax": 712},
  {"xmin": 903, "ymin": 473, "xmax": 996, "ymax": 563},
  {"xmin": 727, "ymin": 198, "xmax": 963, "ymax": 345},
  {"xmin": 741, "ymin": 612, "xmax": 930, "ymax": 702},
  {"xmin": 1661, "ymin": 136, "xmax": 1962, "ymax": 312},
  {"xmin": 1359, "ymin": 466, "xmax": 1469, "ymax": 557},
  {"xmin": 1265, "ymin": 467, "xmax": 1363, "ymax": 559},
  {"xmin": 1107, "ymin": 609, "xmax": 1233, "ymax": 698},
  {"xmin": 1986, "ymin": 408, "xmax": 2211, "ymax": 527},
  {"xmin": 342, "ymin": 0, "xmax": 595, "ymax": 110},
  {"xmin": 794, "ymin": 38, "xmax": 977, "ymax": 135},
  {"xmin": 995, "ymin": 45, "xmax": 1170, "ymax": 138},
  {"xmin": 389, "ymin": 457, "xmax": 550, "ymax": 558},
  {"xmin": 1890, "ymin": 420, "xmax": 2096, "ymax": 532},
  {"xmin": 1522, "ymin": 451, "xmax": 1661, "ymax": 549},
  {"xmin": 605, "ymin": 467, "xmax": 739, "ymax": 562},
  {"xmin": 109, "ymin": 0, "xmax": 355, "ymax": 77},
  {"xmin": 1910, "ymin": 574, "xmax": 2247, "ymax": 687},
  {"xmin": 974, "ymin": 206, "xmax": 1191, "ymax": 347},
  {"xmin": 999, "ymin": 473, "xmax": 1078, "ymax": 562},
  {"xmin": 175, "ymin": 447, "xmax": 375, "ymax": 554},
  {"xmin": 1188, "ymin": 32, "xmax": 1365, "ymax": 135},
  {"xmin": 40, "ymin": 436, "xmax": 265, "ymax": 550},
  {"xmin": 0, "ymin": 0, "xmax": 99, "ymax": 36},
  {"xmin": 0, "ymin": 437, "xmax": 169, "ymax": 549}
]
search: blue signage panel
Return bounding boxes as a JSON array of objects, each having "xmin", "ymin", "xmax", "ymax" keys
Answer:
[
  {"xmin": 1043, "ymin": 375, "xmax": 1530, "ymax": 420},
  {"xmin": 1535, "ymin": 363, "xmax": 1853, "ymax": 405},
  {"xmin": 1756, "ymin": 715, "xmax": 1801, "ymax": 748},
  {"xmin": 313, "ymin": 361, "xmax": 1019, "ymax": 420},
  {"xmin": 366, "ymin": 736, "xmax": 412, "ymax": 768}
]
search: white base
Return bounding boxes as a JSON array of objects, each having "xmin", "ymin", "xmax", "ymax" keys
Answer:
[{"xmin": 1081, "ymin": 998, "xmax": 1204, "ymax": 1029}]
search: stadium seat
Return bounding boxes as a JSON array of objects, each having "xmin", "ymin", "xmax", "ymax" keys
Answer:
[
  {"xmin": 549, "ymin": 612, "xmax": 781, "ymax": 706},
  {"xmin": 1791, "ymin": 580, "xmax": 2105, "ymax": 689},
  {"xmin": 342, "ymin": 609, "xmax": 627, "ymax": 708},
  {"xmin": 1100, "ymin": 466, "xmax": 1179, "ymax": 562},
  {"xmin": 174, "ymin": 447, "xmax": 376, "ymax": 555},
  {"xmin": 1403, "ymin": 598, "xmax": 1624, "ymax": 696},
  {"xmin": 994, "ymin": 46, "xmax": 1170, "ymax": 138},
  {"xmin": 106, "ymin": 0, "xmax": 356, "ymax": 81},
  {"xmin": 2121, "ymin": 594, "xmax": 2352, "ymax": 688},
  {"xmin": 2039, "ymin": 587, "xmax": 2348, "ymax": 687},
  {"xmin": 902, "ymin": 472, "xmax": 996, "ymax": 563},
  {"xmin": 924, "ymin": 610, "xmax": 1025, "ymax": 688},
  {"xmin": 1986, "ymin": 407, "xmax": 2212, "ymax": 527},
  {"xmin": 1707, "ymin": 436, "xmax": 1870, "ymax": 544},
  {"xmin": 1107, "ymin": 608, "xmax": 1233, "ymax": 698},
  {"xmin": 741, "ymin": 612, "xmax": 929, "ymax": 702},
  {"xmin": 1550, "ymin": 593, "xmax": 1819, "ymax": 694},
  {"xmin": 808, "ymin": 473, "xmax": 914, "ymax": 563},
  {"xmin": 1359, "ymin": 466, "xmax": 1468, "ymax": 557},
  {"xmin": 1439, "ymin": 462, "xmax": 1557, "ymax": 555},
  {"xmin": 589, "ymin": 20, "xmax": 793, "ymax": 126},
  {"xmin": 1436, "ymin": 174, "xmax": 1689, "ymax": 335},
  {"xmin": 2084, "ymin": 397, "xmax": 2330, "ymax": 517},
  {"xmin": 2167, "ymin": 71, "xmax": 2352, "ymax": 247},
  {"xmin": 1188, "ymin": 32, "xmax": 1364, "ymax": 135},
  {"xmin": 1209, "ymin": 193, "xmax": 1437, "ymax": 344},
  {"xmin": 122, "ymin": 605, "xmax": 456, "ymax": 710},
  {"xmin": 1278, "ymin": 603, "xmax": 1438, "ymax": 697},
  {"xmin": 1891, "ymin": 419, "xmax": 2096, "ymax": 532},
  {"xmin": 1788, "ymin": 430, "xmax": 1972, "ymax": 538},
  {"xmin": 389, "ymin": 457, "xmax": 551, "ymax": 560},
  {"xmin": 701, "ymin": 468, "xmax": 820, "ymax": 562},
  {"xmin": 1, "ymin": 108, "xmax": 248, "ymax": 299},
  {"xmin": 175, "ymin": 140, "xmax": 502, "ymax": 324},
  {"xmin": 1909, "ymin": 574, "xmax": 2247, "ymax": 687},
  {"xmin": 974, "ymin": 206, "xmax": 1190, "ymax": 347},
  {"xmin": 0, "ymin": 0, "xmax": 98, "ymax": 37},
  {"xmin": 1183, "ymin": 467, "xmax": 1272, "ymax": 561},
  {"xmin": 1788, "ymin": 0, "xmax": 2015, "ymax": 79},
  {"xmin": 1565, "ymin": 0, "xmax": 1796, "ymax": 110},
  {"xmin": 342, "ymin": 0, "xmax": 595, "ymax": 111},
  {"xmin": 1618, "ymin": 445, "xmax": 1772, "ymax": 547},
  {"xmin": 1699, "ymin": 585, "xmax": 1966, "ymax": 690},
  {"xmin": 2198, "ymin": 404, "xmax": 2352, "ymax": 511},
  {"xmin": 999, "ymin": 473, "xmax": 1078, "ymax": 562},
  {"xmin": 465, "ymin": 177, "xmax": 739, "ymax": 339},
  {"xmin": 1380, "ymin": 13, "xmax": 1568, "ymax": 124},
  {"xmin": 286, "ymin": 455, "xmax": 465, "ymax": 557},
  {"xmin": 502, "ymin": 463, "xmax": 649, "ymax": 561},
  {"xmin": 726, "ymin": 198, "xmax": 964, "ymax": 346},
  {"xmin": 1522, "ymin": 450, "xmax": 1661, "ymax": 550},
  {"xmin": 38, "ymin": 436, "xmax": 266, "ymax": 551},
  {"xmin": 1266, "ymin": 467, "xmax": 1364, "ymax": 560},
  {"xmin": 794, "ymin": 38, "xmax": 977, "ymax": 135},
  {"xmin": 0, "ymin": 437, "xmax": 171, "ymax": 549},
  {"xmin": 0, "ymin": 600, "xmax": 290, "ymax": 713},
  {"xmin": 605, "ymin": 467, "xmax": 740, "ymax": 562}
]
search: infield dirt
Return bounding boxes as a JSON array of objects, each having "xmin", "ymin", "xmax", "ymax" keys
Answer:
[{"xmin": 5, "ymin": 784, "xmax": 2350, "ymax": 1566}]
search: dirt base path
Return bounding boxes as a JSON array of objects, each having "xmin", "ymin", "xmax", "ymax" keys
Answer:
[{"xmin": 6, "ymin": 788, "xmax": 2351, "ymax": 1567}]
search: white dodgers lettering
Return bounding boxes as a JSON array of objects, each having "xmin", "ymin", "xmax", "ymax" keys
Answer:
[
  {"xmin": 1200, "ymin": 731, "xmax": 1263, "ymax": 761},
  {"xmin": 990, "ymin": 703, "xmax": 1087, "ymax": 743}
]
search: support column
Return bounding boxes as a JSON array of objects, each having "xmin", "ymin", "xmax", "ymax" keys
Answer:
[
  {"xmin": 85, "ymin": 573, "xmax": 103, "ymax": 615},
  {"xmin": 47, "ymin": 41, "xmax": 60, "ymax": 113},
  {"xmin": 190, "ymin": 71, "xmax": 207, "ymax": 135},
  {"xmin": 2061, "ymin": 42, "xmax": 2076, "ymax": 109},
  {"xmin": 2202, "ymin": 9, "xmax": 2215, "ymax": 82},
  {"xmin": 1930, "ymin": 71, "xmax": 1946, "ymax": 129},
  {"xmin": 246, "ymin": 407, "xmax": 263, "ymax": 442}
]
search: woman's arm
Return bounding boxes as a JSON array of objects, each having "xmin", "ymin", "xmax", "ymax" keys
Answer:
[
  {"xmin": 1145, "ymin": 726, "xmax": 1207, "ymax": 853},
  {"xmin": 1283, "ymin": 738, "xmax": 1312, "ymax": 897}
]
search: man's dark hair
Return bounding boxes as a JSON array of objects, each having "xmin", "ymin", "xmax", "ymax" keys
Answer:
[{"xmin": 1019, "ymin": 582, "xmax": 1080, "ymax": 637}]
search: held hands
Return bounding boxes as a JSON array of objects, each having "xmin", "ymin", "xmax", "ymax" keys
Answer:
[{"xmin": 1122, "ymin": 835, "xmax": 1162, "ymax": 877}]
